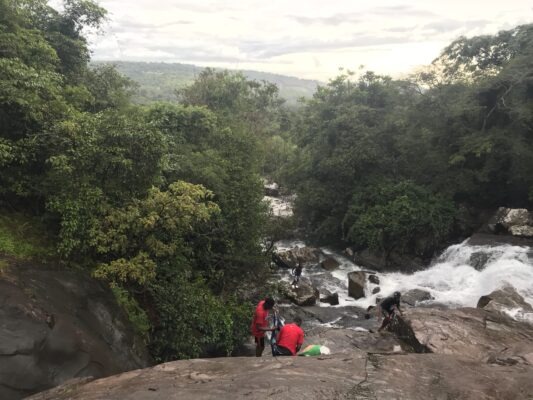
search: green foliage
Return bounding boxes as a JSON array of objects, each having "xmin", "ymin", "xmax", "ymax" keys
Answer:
[
  {"xmin": 92, "ymin": 181, "xmax": 219, "ymax": 286},
  {"xmin": 149, "ymin": 272, "xmax": 252, "ymax": 361},
  {"xmin": 147, "ymin": 101, "xmax": 269, "ymax": 288},
  {"xmin": 0, "ymin": 0, "xmax": 270, "ymax": 363},
  {"xmin": 343, "ymin": 181, "xmax": 456, "ymax": 256},
  {"xmin": 112, "ymin": 285, "xmax": 150, "ymax": 340},
  {"xmin": 0, "ymin": 211, "xmax": 53, "ymax": 259}
]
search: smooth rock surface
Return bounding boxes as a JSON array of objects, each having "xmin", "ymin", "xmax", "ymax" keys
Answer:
[
  {"xmin": 0, "ymin": 259, "xmax": 151, "ymax": 400},
  {"xmin": 392, "ymin": 307, "xmax": 533, "ymax": 362}
]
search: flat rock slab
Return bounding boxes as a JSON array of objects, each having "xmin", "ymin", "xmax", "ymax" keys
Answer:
[
  {"xmin": 399, "ymin": 307, "xmax": 533, "ymax": 362},
  {"xmin": 28, "ymin": 351, "xmax": 533, "ymax": 400},
  {"xmin": 27, "ymin": 354, "xmax": 368, "ymax": 400}
]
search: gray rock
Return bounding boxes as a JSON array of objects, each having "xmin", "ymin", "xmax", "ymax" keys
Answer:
[
  {"xmin": 343, "ymin": 247, "xmax": 354, "ymax": 257},
  {"xmin": 281, "ymin": 281, "xmax": 318, "ymax": 306},
  {"xmin": 319, "ymin": 291, "xmax": 339, "ymax": 306},
  {"xmin": 368, "ymin": 275, "xmax": 380, "ymax": 285},
  {"xmin": 509, "ymin": 225, "xmax": 533, "ymax": 237},
  {"xmin": 348, "ymin": 271, "xmax": 366, "ymax": 299},
  {"xmin": 401, "ymin": 289, "xmax": 433, "ymax": 306},
  {"xmin": 371, "ymin": 287, "xmax": 380, "ymax": 295},
  {"xmin": 477, "ymin": 285, "xmax": 533, "ymax": 314},
  {"xmin": 0, "ymin": 261, "xmax": 151, "ymax": 400},
  {"xmin": 487, "ymin": 207, "xmax": 533, "ymax": 235},
  {"xmin": 320, "ymin": 256, "xmax": 340, "ymax": 271},
  {"xmin": 469, "ymin": 251, "xmax": 491, "ymax": 270},
  {"xmin": 29, "ymin": 318, "xmax": 533, "ymax": 400},
  {"xmin": 390, "ymin": 307, "xmax": 533, "ymax": 363},
  {"xmin": 274, "ymin": 246, "xmax": 321, "ymax": 268}
]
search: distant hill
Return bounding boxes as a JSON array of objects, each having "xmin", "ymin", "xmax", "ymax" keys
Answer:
[{"xmin": 91, "ymin": 61, "xmax": 320, "ymax": 104}]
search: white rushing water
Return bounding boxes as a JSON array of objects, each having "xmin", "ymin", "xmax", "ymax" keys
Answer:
[{"xmin": 274, "ymin": 239, "xmax": 533, "ymax": 321}]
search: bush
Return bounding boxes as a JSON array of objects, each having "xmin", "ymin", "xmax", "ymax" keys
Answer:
[
  {"xmin": 148, "ymin": 272, "xmax": 252, "ymax": 362},
  {"xmin": 343, "ymin": 181, "xmax": 456, "ymax": 257}
]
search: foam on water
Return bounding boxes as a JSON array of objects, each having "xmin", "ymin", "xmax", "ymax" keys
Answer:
[{"xmin": 274, "ymin": 239, "xmax": 533, "ymax": 319}]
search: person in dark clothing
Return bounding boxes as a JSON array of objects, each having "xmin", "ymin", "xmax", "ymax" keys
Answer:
[
  {"xmin": 378, "ymin": 291, "xmax": 403, "ymax": 332},
  {"xmin": 291, "ymin": 262, "xmax": 303, "ymax": 288}
]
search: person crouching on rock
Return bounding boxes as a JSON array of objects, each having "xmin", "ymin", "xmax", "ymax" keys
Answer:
[
  {"xmin": 291, "ymin": 262, "xmax": 303, "ymax": 288},
  {"xmin": 251, "ymin": 297, "xmax": 276, "ymax": 357},
  {"xmin": 273, "ymin": 316, "xmax": 304, "ymax": 356},
  {"xmin": 377, "ymin": 291, "xmax": 403, "ymax": 332}
]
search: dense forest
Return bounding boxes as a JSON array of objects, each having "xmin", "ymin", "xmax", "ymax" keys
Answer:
[{"xmin": 1, "ymin": 0, "xmax": 532, "ymax": 361}]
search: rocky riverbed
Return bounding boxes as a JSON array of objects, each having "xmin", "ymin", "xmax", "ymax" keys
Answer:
[{"xmin": 28, "ymin": 286, "xmax": 533, "ymax": 399}]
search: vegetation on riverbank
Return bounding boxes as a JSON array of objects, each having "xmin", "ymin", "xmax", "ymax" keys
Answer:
[{"xmin": 1, "ymin": 0, "xmax": 532, "ymax": 360}]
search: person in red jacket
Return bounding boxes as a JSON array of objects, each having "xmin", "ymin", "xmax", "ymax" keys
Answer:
[
  {"xmin": 251, "ymin": 297, "xmax": 276, "ymax": 357},
  {"xmin": 273, "ymin": 316, "xmax": 304, "ymax": 356}
]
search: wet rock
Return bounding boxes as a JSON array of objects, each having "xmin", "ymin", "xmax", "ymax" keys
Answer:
[
  {"xmin": 319, "ymin": 290, "xmax": 339, "ymax": 306},
  {"xmin": 371, "ymin": 287, "xmax": 380, "ymax": 295},
  {"xmin": 320, "ymin": 257, "xmax": 340, "ymax": 271},
  {"xmin": 368, "ymin": 275, "xmax": 379, "ymax": 285},
  {"xmin": 477, "ymin": 285, "xmax": 533, "ymax": 314},
  {"xmin": 348, "ymin": 271, "xmax": 366, "ymax": 300},
  {"xmin": 274, "ymin": 246, "xmax": 321, "ymax": 268},
  {"xmin": 401, "ymin": 289, "xmax": 433, "ymax": 306},
  {"xmin": 469, "ymin": 251, "xmax": 491, "ymax": 270},
  {"xmin": 343, "ymin": 247, "xmax": 354, "ymax": 257}
]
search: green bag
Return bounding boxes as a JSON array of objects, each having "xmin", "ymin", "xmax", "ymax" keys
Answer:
[{"xmin": 298, "ymin": 344, "xmax": 330, "ymax": 356}]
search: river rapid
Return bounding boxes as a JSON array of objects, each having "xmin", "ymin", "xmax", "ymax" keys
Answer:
[{"xmin": 274, "ymin": 238, "xmax": 533, "ymax": 323}]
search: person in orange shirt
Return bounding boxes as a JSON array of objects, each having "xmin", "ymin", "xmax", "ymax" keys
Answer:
[
  {"xmin": 251, "ymin": 297, "xmax": 276, "ymax": 357},
  {"xmin": 273, "ymin": 316, "xmax": 304, "ymax": 356}
]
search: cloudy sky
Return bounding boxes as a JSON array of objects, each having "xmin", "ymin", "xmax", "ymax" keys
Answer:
[{"xmin": 82, "ymin": 0, "xmax": 532, "ymax": 81}]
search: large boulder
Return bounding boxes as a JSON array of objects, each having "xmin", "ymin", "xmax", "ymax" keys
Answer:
[
  {"xmin": 274, "ymin": 246, "xmax": 321, "ymax": 268},
  {"xmin": 320, "ymin": 256, "xmax": 340, "ymax": 271},
  {"xmin": 348, "ymin": 271, "xmax": 366, "ymax": 299},
  {"xmin": 281, "ymin": 282, "xmax": 319, "ymax": 306},
  {"xmin": 401, "ymin": 289, "xmax": 434, "ymax": 306},
  {"xmin": 487, "ymin": 207, "xmax": 533, "ymax": 237},
  {"xmin": 390, "ymin": 307, "xmax": 533, "ymax": 364},
  {"xmin": 0, "ymin": 260, "xmax": 151, "ymax": 400},
  {"xmin": 477, "ymin": 285, "xmax": 533, "ymax": 315}
]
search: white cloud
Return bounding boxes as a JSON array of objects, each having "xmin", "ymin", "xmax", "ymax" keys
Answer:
[{"xmin": 83, "ymin": 0, "xmax": 533, "ymax": 80}]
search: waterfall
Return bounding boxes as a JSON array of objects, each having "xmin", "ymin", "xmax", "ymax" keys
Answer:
[{"xmin": 274, "ymin": 238, "xmax": 533, "ymax": 321}]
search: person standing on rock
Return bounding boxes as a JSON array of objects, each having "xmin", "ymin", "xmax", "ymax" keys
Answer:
[
  {"xmin": 251, "ymin": 297, "xmax": 276, "ymax": 357},
  {"xmin": 273, "ymin": 316, "xmax": 304, "ymax": 356},
  {"xmin": 291, "ymin": 262, "xmax": 303, "ymax": 288},
  {"xmin": 377, "ymin": 291, "xmax": 403, "ymax": 333}
]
